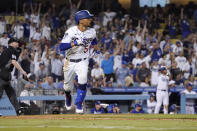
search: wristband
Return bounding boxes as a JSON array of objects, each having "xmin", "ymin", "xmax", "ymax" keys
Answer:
[{"xmin": 74, "ymin": 41, "xmax": 78, "ymax": 46}]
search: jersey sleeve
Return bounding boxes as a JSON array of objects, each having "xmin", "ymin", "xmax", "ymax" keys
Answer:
[
  {"xmin": 11, "ymin": 49, "xmax": 17, "ymax": 60},
  {"xmin": 61, "ymin": 29, "xmax": 73, "ymax": 43}
]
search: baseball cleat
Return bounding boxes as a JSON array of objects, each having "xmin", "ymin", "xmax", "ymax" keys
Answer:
[
  {"xmin": 75, "ymin": 108, "xmax": 83, "ymax": 114},
  {"xmin": 65, "ymin": 104, "xmax": 72, "ymax": 110}
]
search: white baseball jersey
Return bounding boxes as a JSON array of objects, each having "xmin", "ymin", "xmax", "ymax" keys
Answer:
[
  {"xmin": 175, "ymin": 56, "xmax": 187, "ymax": 71},
  {"xmin": 61, "ymin": 26, "xmax": 96, "ymax": 59},
  {"xmin": 154, "ymin": 73, "xmax": 170, "ymax": 114},
  {"xmin": 182, "ymin": 89, "xmax": 196, "ymax": 106},
  {"xmin": 0, "ymin": 37, "xmax": 10, "ymax": 47},
  {"xmin": 42, "ymin": 25, "xmax": 51, "ymax": 40},
  {"xmin": 157, "ymin": 74, "xmax": 169, "ymax": 90},
  {"xmin": 147, "ymin": 99, "xmax": 157, "ymax": 114},
  {"xmin": 182, "ymin": 89, "xmax": 196, "ymax": 114},
  {"xmin": 14, "ymin": 25, "xmax": 24, "ymax": 39}
]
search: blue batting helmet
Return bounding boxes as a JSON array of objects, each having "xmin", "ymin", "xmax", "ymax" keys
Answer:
[{"xmin": 75, "ymin": 10, "xmax": 93, "ymax": 24}]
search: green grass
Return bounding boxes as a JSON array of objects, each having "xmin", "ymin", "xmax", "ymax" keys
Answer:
[{"xmin": 0, "ymin": 114, "xmax": 197, "ymax": 131}]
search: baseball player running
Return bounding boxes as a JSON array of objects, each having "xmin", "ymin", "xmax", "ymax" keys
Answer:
[
  {"xmin": 154, "ymin": 66, "xmax": 174, "ymax": 114},
  {"xmin": 60, "ymin": 10, "xmax": 99, "ymax": 113},
  {"xmin": 181, "ymin": 82, "xmax": 196, "ymax": 114}
]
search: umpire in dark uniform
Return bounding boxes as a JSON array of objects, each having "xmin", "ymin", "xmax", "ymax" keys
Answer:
[{"xmin": 0, "ymin": 38, "xmax": 27, "ymax": 115}]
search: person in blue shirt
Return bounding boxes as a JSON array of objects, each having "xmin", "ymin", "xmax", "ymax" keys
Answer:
[
  {"xmin": 181, "ymin": 8, "xmax": 191, "ymax": 38},
  {"xmin": 168, "ymin": 14, "xmax": 176, "ymax": 38},
  {"xmin": 40, "ymin": 76, "xmax": 56, "ymax": 89},
  {"xmin": 108, "ymin": 103, "xmax": 121, "ymax": 114},
  {"xmin": 151, "ymin": 42, "xmax": 162, "ymax": 61},
  {"xmin": 130, "ymin": 63, "xmax": 141, "ymax": 85},
  {"xmin": 23, "ymin": 19, "xmax": 30, "ymax": 40},
  {"xmin": 130, "ymin": 104, "xmax": 145, "ymax": 114},
  {"xmin": 116, "ymin": 61, "xmax": 130, "ymax": 88},
  {"xmin": 101, "ymin": 32, "xmax": 112, "ymax": 50},
  {"xmin": 91, "ymin": 101, "xmax": 105, "ymax": 114},
  {"xmin": 101, "ymin": 51, "xmax": 116, "ymax": 82},
  {"xmin": 52, "ymin": 15, "xmax": 60, "ymax": 30}
]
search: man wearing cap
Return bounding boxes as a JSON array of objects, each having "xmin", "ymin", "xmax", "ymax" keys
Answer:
[
  {"xmin": 181, "ymin": 82, "xmax": 196, "ymax": 114},
  {"xmin": 0, "ymin": 38, "xmax": 27, "ymax": 115},
  {"xmin": 60, "ymin": 10, "xmax": 99, "ymax": 113},
  {"xmin": 130, "ymin": 104, "xmax": 145, "ymax": 114},
  {"xmin": 147, "ymin": 93, "xmax": 156, "ymax": 114},
  {"xmin": 154, "ymin": 66, "xmax": 174, "ymax": 114},
  {"xmin": 90, "ymin": 101, "xmax": 105, "ymax": 114},
  {"xmin": 108, "ymin": 103, "xmax": 121, "ymax": 114}
]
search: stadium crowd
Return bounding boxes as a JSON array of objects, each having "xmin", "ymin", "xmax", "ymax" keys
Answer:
[{"xmin": 0, "ymin": 0, "xmax": 197, "ymax": 114}]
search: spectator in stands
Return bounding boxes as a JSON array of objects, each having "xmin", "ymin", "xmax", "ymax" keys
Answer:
[
  {"xmin": 102, "ymin": 8, "xmax": 117, "ymax": 26},
  {"xmin": 159, "ymin": 53, "xmax": 171, "ymax": 67},
  {"xmin": 20, "ymin": 48, "xmax": 31, "ymax": 75},
  {"xmin": 0, "ymin": 32, "xmax": 10, "ymax": 48},
  {"xmin": 170, "ymin": 61, "xmax": 183, "ymax": 86},
  {"xmin": 20, "ymin": 83, "xmax": 36, "ymax": 107},
  {"xmin": 41, "ymin": 22, "xmax": 51, "ymax": 41},
  {"xmin": 173, "ymin": 41, "xmax": 183, "ymax": 56},
  {"xmin": 130, "ymin": 63, "xmax": 141, "ymax": 86},
  {"xmin": 101, "ymin": 32, "xmax": 113, "ymax": 50},
  {"xmin": 175, "ymin": 51, "xmax": 187, "ymax": 72},
  {"xmin": 181, "ymin": 82, "xmax": 196, "ymax": 114},
  {"xmin": 66, "ymin": 14, "xmax": 75, "ymax": 28},
  {"xmin": 136, "ymin": 62, "xmax": 151, "ymax": 87},
  {"xmin": 108, "ymin": 103, "xmax": 121, "ymax": 114},
  {"xmin": 101, "ymin": 51, "xmax": 117, "ymax": 83},
  {"xmin": 151, "ymin": 41, "xmax": 162, "ymax": 61},
  {"xmin": 32, "ymin": 28, "xmax": 42, "ymax": 42},
  {"xmin": 0, "ymin": 17, "xmax": 6, "ymax": 35},
  {"xmin": 29, "ymin": 22, "xmax": 36, "ymax": 42},
  {"xmin": 30, "ymin": 3, "xmax": 42, "ymax": 27},
  {"xmin": 51, "ymin": 46, "xmax": 63, "ymax": 82},
  {"xmin": 180, "ymin": 8, "xmax": 191, "ymax": 38},
  {"xmin": 40, "ymin": 76, "xmax": 56, "ymax": 89},
  {"xmin": 13, "ymin": 20, "xmax": 24, "ymax": 40},
  {"xmin": 91, "ymin": 63, "xmax": 105, "ymax": 88},
  {"xmin": 35, "ymin": 62, "xmax": 48, "ymax": 80},
  {"xmin": 150, "ymin": 59, "xmax": 159, "ymax": 86},
  {"xmin": 23, "ymin": 18, "xmax": 31, "ymax": 42},
  {"xmin": 147, "ymin": 93, "xmax": 156, "ymax": 114},
  {"xmin": 116, "ymin": 61, "xmax": 130, "ymax": 88},
  {"xmin": 69, "ymin": 0, "xmax": 82, "ymax": 16},
  {"xmin": 168, "ymin": 14, "xmax": 176, "ymax": 38},
  {"xmin": 130, "ymin": 104, "xmax": 145, "ymax": 114},
  {"xmin": 91, "ymin": 101, "xmax": 105, "ymax": 114}
]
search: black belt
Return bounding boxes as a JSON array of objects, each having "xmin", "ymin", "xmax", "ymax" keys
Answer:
[
  {"xmin": 186, "ymin": 104, "xmax": 194, "ymax": 107},
  {"xmin": 158, "ymin": 89, "xmax": 167, "ymax": 91},
  {"xmin": 69, "ymin": 58, "xmax": 86, "ymax": 63}
]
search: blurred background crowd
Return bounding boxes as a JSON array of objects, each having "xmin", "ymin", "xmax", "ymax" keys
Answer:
[{"xmin": 0, "ymin": 0, "xmax": 197, "ymax": 114}]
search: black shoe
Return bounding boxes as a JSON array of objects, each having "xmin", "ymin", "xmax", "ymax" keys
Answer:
[{"xmin": 16, "ymin": 107, "xmax": 25, "ymax": 116}]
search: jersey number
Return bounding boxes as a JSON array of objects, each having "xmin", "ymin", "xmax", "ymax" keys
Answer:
[{"xmin": 84, "ymin": 46, "xmax": 88, "ymax": 53}]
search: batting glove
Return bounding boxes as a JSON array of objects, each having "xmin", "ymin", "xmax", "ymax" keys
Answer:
[{"xmin": 74, "ymin": 39, "xmax": 85, "ymax": 46}]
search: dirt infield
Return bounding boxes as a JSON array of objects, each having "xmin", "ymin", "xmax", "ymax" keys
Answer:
[{"xmin": 1, "ymin": 114, "xmax": 197, "ymax": 121}]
